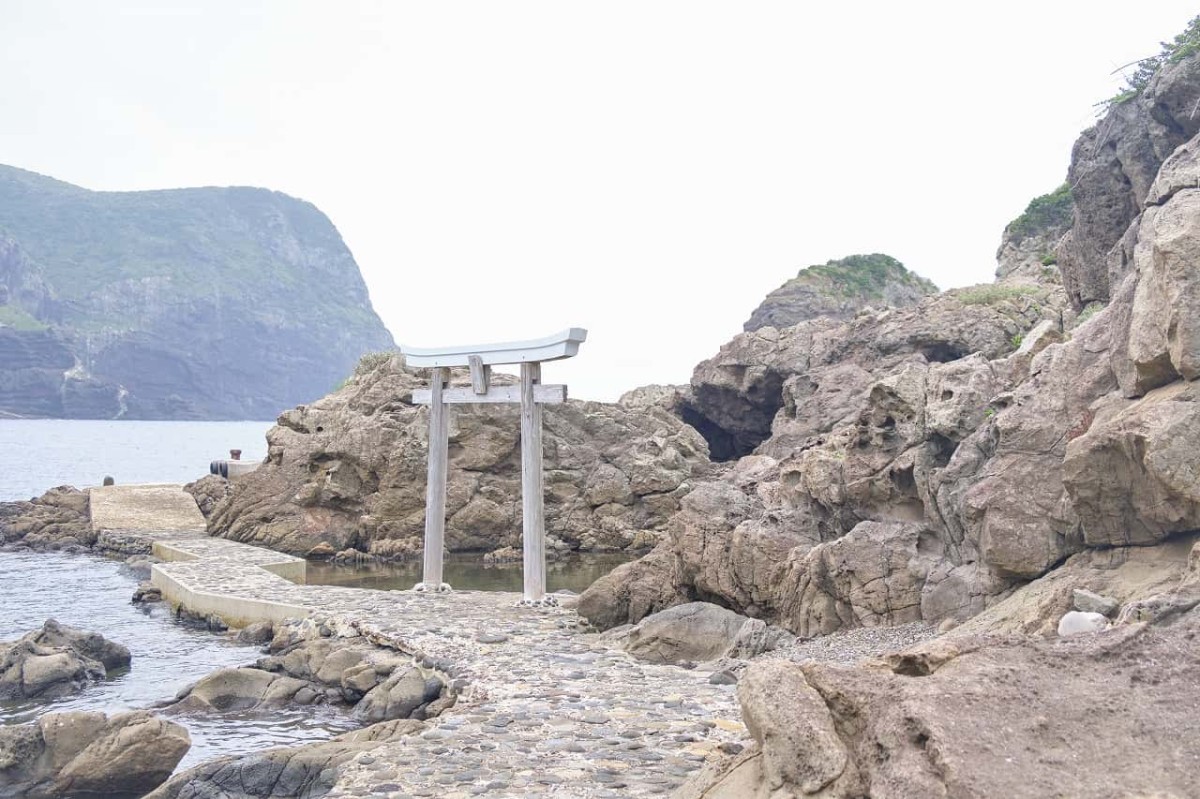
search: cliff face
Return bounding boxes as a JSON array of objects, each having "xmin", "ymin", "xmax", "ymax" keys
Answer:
[
  {"xmin": 1056, "ymin": 53, "xmax": 1200, "ymax": 308},
  {"xmin": 580, "ymin": 45, "xmax": 1200, "ymax": 640},
  {"xmin": 0, "ymin": 166, "xmax": 394, "ymax": 420}
]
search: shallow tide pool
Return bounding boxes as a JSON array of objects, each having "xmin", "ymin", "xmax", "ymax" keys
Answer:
[{"xmin": 305, "ymin": 552, "xmax": 637, "ymax": 593}]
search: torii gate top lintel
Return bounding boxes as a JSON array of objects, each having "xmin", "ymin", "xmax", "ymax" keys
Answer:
[
  {"xmin": 400, "ymin": 327, "xmax": 587, "ymax": 368},
  {"xmin": 400, "ymin": 328, "xmax": 587, "ymax": 607}
]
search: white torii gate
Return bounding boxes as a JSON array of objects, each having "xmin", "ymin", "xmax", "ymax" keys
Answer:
[{"xmin": 400, "ymin": 328, "xmax": 588, "ymax": 606}]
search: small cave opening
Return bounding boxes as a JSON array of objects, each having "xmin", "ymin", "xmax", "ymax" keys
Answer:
[
  {"xmin": 919, "ymin": 342, "xmax": 969, "ymax": 363},
  {"xmin": 680, "ymin": 404, "xmax": 740, "ymax": 462},
  {"xmin": 927, "ymin": 433, "xmax": 958, "ymax": 468},
  {"xmin": 682, "ymin": 374, "xmax": 787, "ymax": 462},
  {"xmin": 891, "ymin": 463, "xmax": 917, "ymax": 495}
]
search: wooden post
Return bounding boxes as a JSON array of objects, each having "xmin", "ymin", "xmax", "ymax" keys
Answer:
[
  {"xmin": 520, "ymin": 361, "xmax": 547, "ymax": 603},
  {"xmin": 401, "ymin": 329, "xmax": 586, "ymax": 606},
  {"xmin": 418, "ymin": 366, "xmax": 450, "ymax": 592}
]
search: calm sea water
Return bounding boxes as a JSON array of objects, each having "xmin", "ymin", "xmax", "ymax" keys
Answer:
[
  {"xmin": 0, "ymin": 549, "xmax": 358, "ymax": 771},
  {"xmin": 0, "ymin": 420, "xmax": 272, "ymax": 501},
  {"xmin": 0, "ymin": 419, "xmax": 631, "ymax": 773},
  {"xmin": 0, "ymin": 420, "xmax": 356, "ymax": 772}
]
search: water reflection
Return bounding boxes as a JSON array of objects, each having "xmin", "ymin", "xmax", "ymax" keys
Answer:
[{"xmin": 306, "ymin": 552, "xmax": 637, "ymax": 593}]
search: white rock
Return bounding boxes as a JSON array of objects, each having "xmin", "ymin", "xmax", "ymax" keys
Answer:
[{"xmin": 1057, "ymin": 610, "xmax": 1108, "ymax": 637}]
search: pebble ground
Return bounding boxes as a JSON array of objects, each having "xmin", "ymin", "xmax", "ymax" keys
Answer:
[{"xmin": 100, "ymin": 486, "xmax": 939, "ymax": 798}]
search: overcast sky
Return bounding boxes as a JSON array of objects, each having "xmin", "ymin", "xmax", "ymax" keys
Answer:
[{"xmin": 3, "ymin": 1, "xmax": 1197, "ymax": 401}]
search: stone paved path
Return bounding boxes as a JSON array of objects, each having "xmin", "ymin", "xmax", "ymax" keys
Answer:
[{"xmin": 103, "ymin": 496, "xmax": 747, "ymax": 798}]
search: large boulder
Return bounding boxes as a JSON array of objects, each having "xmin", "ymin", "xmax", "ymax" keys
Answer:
[
  {"xmin": 1123, "ymin": 189, "xmax": 1200, "ymax": 393},
  {"xmin": 1064, "ymin": 382, "xmax": 1200, "ymax": 546},
  {"xmin": 775, "ymin": 521, "xmax": 936, "ymax": 637},
  {"xmin": 575, "ymin": 546, "xmax": 686, "ymax": 630},
  {"xmin": 682, "ymin": 610, "xmax": 1200, "ymax": 798},
  {"xmin": 0, "ymin": 620, "xmax": 130, "ymax": 700},
  {"xmin": 165, "ymin": 667, "xmax": 314, "ymax": 713},
  {"xmin": 0, "ymin": 710, "xmax": 189, "ymax": 799},
  {"xmin": 166, "ymin": 618, "xmax": 450, "ymax": 722},
  {"xmin": 621, "ymin": 602, "xmax": 788, "ymax": 665},
  {"xmin": 205, "ymin": 355, "xmax": 710, "ymax": 557},
  {"xmin": 145, "ymin": 719, "xmax": 423, "ymax": 799}
]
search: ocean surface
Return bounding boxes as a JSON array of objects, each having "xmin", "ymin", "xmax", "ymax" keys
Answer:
[
  {"xmin": 0, "ymin": 419, "xmax": 273, "ymax": 501},
  {"xmin": 0, "ymin": 549, "xmax": 359, "ymax": 771},
  {"xmin": 0, "ymin": 419, "xmax": 637, "ymax": 775},
  {"xmin": 0, "ymin": 419, "xmax": 348, "ymax": 772}
]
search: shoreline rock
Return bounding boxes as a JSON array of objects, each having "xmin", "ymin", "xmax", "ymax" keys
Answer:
[
  {"xmin": 0, "ymin": 710, "xmax": 189, "ymax": 799},
  {"xmin": 0, "ymin": 620, "xmax": 130, "ymax": 700}
]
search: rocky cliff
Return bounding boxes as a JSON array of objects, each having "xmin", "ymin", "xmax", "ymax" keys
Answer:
[
  {"xmin": 199, "ymin": 356, "xmax": 710, "ymax": 557},
  {"xmin": 580, "ymin": 38, "xmax": 1200, "ymax": 644},
  {"xmin": 0, "ymin": 165, "xmax": 394, "ymax": 419}
]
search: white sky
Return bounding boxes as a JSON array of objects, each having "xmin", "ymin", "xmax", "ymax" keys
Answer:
[{"xmin": 2, "ymin": 1, "xmax": 1197, "ymax": 401}]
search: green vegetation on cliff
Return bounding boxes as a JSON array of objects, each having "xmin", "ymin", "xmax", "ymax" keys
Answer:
[
  {"xmin": 743, "ymin": 253, "xmax": 938, "ymax": 332},
  {"xmin": 0, "ymin": 164, "xmax": 395, "ymax": 420},
  {"xmin": 0, "ymin": 304, "xmax": 48, "ymax": 331},
  {"xmin": 1105, "ymin": 15, "xmax": 1200, "ymax": 107},
  {"xmin": 1003, "ymin": 184, "xmax": 1073, "ymax": 245},
  {"xmin": 0, "ymin": 166, "xmax": 382, "ymax": 334},
  {"xmin": 803, "ymin": 253, "xmax": 938, "ymax": 299}
]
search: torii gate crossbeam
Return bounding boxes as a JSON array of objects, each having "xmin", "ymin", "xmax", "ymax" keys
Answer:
[{"xmin": 401, "ymin": 328, "xmax": 587, "ymax": 606}]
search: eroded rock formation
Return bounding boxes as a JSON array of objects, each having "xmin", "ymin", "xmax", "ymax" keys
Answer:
[
  {"xmin": 581, "ymin": 45, "xmax": 1200, "ymax": 649},
  {"xmin": 204, "ymin": 360, "xmax": 710, "ymax": 557},
  {"xmin": 743, "ymin": 253, "xmax": 937, "ymax": 333},
  {"xmin": 682, "ymin": 607, "xmax": 1200, "ymax": 798},
  {"xmin": 0, "ymin": 620, "xmax": 130, "ymax": 700},
  {"xmin": 0, "ymin": 710, "xmax": 189, "ymax": 798}
]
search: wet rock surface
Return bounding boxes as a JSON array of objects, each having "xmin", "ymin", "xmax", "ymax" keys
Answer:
[
  {"xmin": 0, "ymin": 709, "xmax": 189, "ymax": 799},
  {"xmin": 0, "ymin": 620, "xmax": 130, "ymax": 700},
  {"xmin": 0, "ymin": 486, "xmax": 92, "ymax": 551}
]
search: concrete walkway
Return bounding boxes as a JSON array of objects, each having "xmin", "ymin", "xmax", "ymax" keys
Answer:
[
  {"xmin": 90, "ymin": 484, "xmax": 207, "ymax": 532},
  {"xmin": 96, "ymin": 492, "xmax": 747, "ymax": 798}
]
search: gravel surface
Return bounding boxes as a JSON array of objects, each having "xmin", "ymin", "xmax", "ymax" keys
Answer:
[{"xmin": 766, "ymin": 621, "xmax": 941, "ymax": 666}]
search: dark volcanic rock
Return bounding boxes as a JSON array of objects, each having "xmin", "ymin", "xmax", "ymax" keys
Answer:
[
  {"xmin": 0, "ymin": 620, "xmax": 131, "ymax": 700},
  {"xmin": 0, "ymin": 165, "xmax": 394, "ymax": 420}
]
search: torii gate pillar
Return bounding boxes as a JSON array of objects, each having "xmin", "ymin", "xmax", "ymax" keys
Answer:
[{"xmin": 402, "ymin": 328, "xmax": 587, "ymax": 606}]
